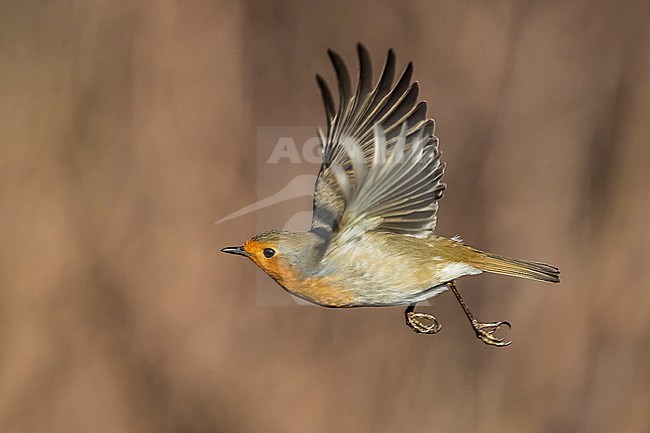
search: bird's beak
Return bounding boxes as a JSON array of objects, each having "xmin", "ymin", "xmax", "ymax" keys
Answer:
[{"xmin": 221, "ymin": 246, "xmax": 250, "ymax": 257}]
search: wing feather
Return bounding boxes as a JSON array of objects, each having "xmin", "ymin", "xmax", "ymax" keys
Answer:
[{"xmin": 316, "ymin": 74, "xmax": 335, "ymax": 123}]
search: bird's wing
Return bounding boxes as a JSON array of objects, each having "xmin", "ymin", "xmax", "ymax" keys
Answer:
[
  {"xmin": 311, "ymin": 44, "xmax": 440, "ymax": 234},
  {"xmin": 327, "ymin": 123, "xmax": 445, "ymax": 249}
]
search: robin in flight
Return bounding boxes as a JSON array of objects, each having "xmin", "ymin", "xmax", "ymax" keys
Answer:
[{"xmin": 222, "ymin": 44, "xmax": 559, "ymax": 346}]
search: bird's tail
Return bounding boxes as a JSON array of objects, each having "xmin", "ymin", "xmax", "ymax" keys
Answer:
[{"xmin": 467, "ymin": 252, "xmax": 560, "ymax": 283}]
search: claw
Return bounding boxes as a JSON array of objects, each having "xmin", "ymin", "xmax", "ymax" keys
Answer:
[
  {"xmin": 473, "ymin": 320, "xmax": 512, "ymax": 347},
  {"xmin": 406, "ymin": 311, "xmax": 442, "ymax": 334}
]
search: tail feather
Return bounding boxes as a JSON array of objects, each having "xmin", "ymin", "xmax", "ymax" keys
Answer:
[{"xmin": 469, "ymin": 252, "xmax": 560, "ymax": 283}]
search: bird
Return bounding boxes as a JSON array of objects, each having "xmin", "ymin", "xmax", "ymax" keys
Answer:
[{"xmin": 222, "ymin": 44, "xmax": 560, "ymax": 346}]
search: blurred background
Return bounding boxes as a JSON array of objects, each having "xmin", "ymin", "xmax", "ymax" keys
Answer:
[{"xmin": 1, "ymin": 1, "xmax": 649, "ymax": 432}]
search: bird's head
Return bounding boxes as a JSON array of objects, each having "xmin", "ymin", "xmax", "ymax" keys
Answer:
[{"xmin": 221, "ymin": 230, "xmax": 320, "ymax": 282}]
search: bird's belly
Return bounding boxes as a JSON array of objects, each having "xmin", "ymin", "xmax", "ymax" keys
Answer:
[
  {"xmin": 329, "ymin": 268, "xmax": 444, "ymax": 306},
  {"xmin": 278, "ymin": 268, "xmax": 430, "ymax": 308},
  {"xmin": 314, "ymin": 235, "xmax": 482, "ymax": 307}
]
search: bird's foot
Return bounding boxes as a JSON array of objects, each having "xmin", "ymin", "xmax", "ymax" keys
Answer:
[
  {"xmin": 472, "ymin": 320, "xmax": 512, "ymax": 346},
  {"xmin": 405, "ymin": 309, "xmax": 442, "ymax": 334}
]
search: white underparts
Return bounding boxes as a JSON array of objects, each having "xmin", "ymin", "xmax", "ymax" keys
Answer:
[{"xmin": 438, "ymin": 262, "xmax": 481, "ymax": 282}]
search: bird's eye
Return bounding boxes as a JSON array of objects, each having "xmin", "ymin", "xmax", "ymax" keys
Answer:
[{"xmin": 263, "ymin": 248, "xmax": 276, "ymax": 258}]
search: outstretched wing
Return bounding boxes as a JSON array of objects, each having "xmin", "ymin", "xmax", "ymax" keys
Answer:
[
  {"xmin": 311, "ymin": 44, "xmax": 438, "ymax": 234},
  {"xmin": 328, "ymin": 124, "xmax": 445, "ymax": 247}
]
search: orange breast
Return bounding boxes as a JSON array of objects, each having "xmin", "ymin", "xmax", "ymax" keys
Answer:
[{"xmin": 272, "ymin": 264, "xmax": 357, "ymax": 308}]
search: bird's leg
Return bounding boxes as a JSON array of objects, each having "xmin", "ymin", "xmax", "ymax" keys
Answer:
[
  {"xmin": 404, "ymin": 303, "xmax": 442, "ymax": 334},
  {"xmin": 447, "ymin": 280, "xmax": 512, "ymax": 347}
]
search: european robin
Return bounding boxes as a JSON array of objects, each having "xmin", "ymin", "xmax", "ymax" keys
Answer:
[{"xmin": 222, "ymin": 44, "xmax": 559, "ymax": 346}]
